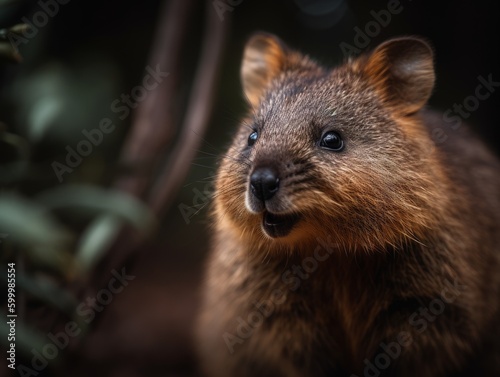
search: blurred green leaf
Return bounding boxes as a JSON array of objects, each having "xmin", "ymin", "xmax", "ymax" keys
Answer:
[
  {"xmin": 28, "ymin": 96, "xmax": 65, "ymax": 141},
  {"xmin": 0, "ymin": 23, "xmax": 28, "ymax": 39},
  {"xmin": 76, "ymin": 214, "xmax": 122, "ymax": 272},
  {"xmin": 1, "ymin": 321, "xmax": 47, "ymax": 359},
  {"xmin": 0, "ymin": 131, "xmax": 30, "ymax": 184},
  {"xmin": 36, "ymin": 185, "xmax": 156, "ymax": 232},
  {"xmin": 7, "ymin": 23, "xmax": 29, "ymax": 35},
  {"xmin": 1, "ymin": 270, "xmax": 78, "ymax": 314},
  {"xmin": 0, "ymin": 130, "xmax": 29, "ymax": 156},
  {"xmin": 0, "ymin": 194, "xmax": 72, "ymax": 269},
  {"xmin": 12, "ymin": 61, "xmax": 119, "ymax": 144},
  {"xmin": 0, "ymin": 40, "xmax": 21, "ymax": 62}
]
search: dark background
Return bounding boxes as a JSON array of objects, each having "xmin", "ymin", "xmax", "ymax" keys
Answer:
[{"xmin": 1, "ymin": 0, "xmax": 499, "ymax": 376}]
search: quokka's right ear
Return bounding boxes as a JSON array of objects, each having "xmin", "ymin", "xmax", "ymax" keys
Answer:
[{"xmin": 241, "ymin": 33, "xmax": 288, "ymax": 108}]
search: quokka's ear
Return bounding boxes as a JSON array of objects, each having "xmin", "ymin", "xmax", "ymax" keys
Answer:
[
  {"xmin": 241, "ymin": 33, "xmax": 288, "ymax": 108},
  {"xmin": 358, "ymin": 37, "xmax": 435, "ymax": 115}
]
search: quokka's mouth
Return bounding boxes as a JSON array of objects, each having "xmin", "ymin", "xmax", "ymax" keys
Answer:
[{"xmin": 262, "ymin": 211, "xmax": 301, "ymax": 238}]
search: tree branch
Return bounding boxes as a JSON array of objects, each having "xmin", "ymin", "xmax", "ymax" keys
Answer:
[
  {"xmin": 114, "ymin": 0, "xmax": 195, "ymax": 199},
  {"xmin": 148, "ymin": 0, "xmax": 227, "ymax": 216}
]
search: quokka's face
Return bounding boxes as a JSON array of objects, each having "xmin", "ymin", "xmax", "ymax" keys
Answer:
[{"xmin": 215, "ymin": 33, "xmax": 437, "ymax": 251}]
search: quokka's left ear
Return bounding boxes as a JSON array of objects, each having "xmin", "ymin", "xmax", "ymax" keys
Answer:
[{"xmin": 355, "ymin": 37, "xmax": 435, "ymax": 115}]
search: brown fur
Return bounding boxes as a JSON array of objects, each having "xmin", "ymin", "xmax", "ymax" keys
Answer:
[{"xmin": 196, "ymin": 33, "xmax": 500, "ymax": 377}]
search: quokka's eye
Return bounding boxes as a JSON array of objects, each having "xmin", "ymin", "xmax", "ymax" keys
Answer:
[
  {"xmin": 248, "ymin": 131, "xmax": 258, "ymax": 147},
  {"xmin": 320, "ymin": 131, "xmax": 344, "ymax": 151}
]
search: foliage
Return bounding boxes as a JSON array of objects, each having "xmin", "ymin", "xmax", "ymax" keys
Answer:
[{"xmin": 0, "ymin": 11, "xmax": 156, "ymax": 370}]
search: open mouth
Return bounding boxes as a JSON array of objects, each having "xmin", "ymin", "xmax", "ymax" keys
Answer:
[{"xmin": 262, "ymin": 211, "xmax": 300, "ymax": 238}]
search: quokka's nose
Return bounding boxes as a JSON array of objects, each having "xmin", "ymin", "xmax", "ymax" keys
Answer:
[{"xmin": 250, "ymin": 167, "xmax": 280, "ymax": 201}]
